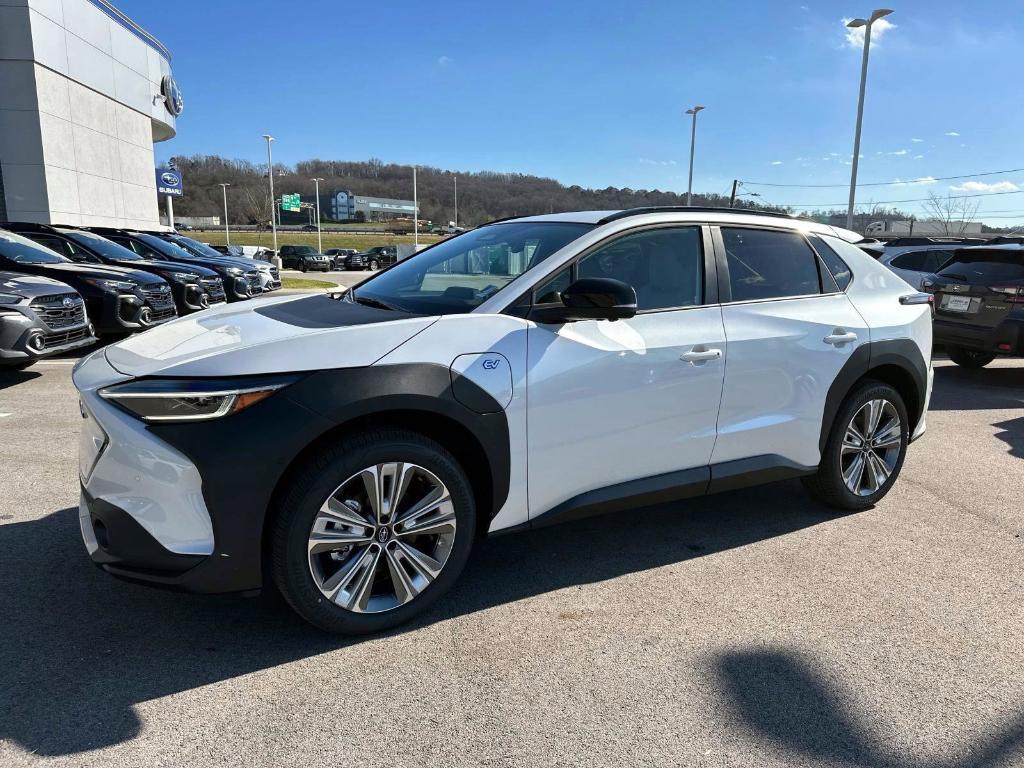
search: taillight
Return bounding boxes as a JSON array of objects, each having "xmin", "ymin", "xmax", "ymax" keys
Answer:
[{"xmin": 990, "ymin": 285, "xmax": 1024, "ymax": 303}]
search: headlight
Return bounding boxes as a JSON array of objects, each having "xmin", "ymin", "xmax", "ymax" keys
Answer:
[
  {"xmin": 81, "ymin": 278, "xmax": 137, "ymax": 294},
  {"xmin": 98, "ymin": 375, "xmax": 299, "ymax": 422},
  {"xmin": 225, "ymin": 267, "xmax": 243, "ymax": 276},
  {"xmin": 0, "ymin": 292, "xmax": 24, "ymax": 304},
  {"xmin": 168, "ymin": 271, "xmax": 198, "ymax": 284}
]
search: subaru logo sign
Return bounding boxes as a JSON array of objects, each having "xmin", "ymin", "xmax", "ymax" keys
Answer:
[
  {"xmin": 62, "ymin": 297, "xmax": 74, "ymax": 308},
  {"xmin": 161, "ymin": 75, "xmax": 184, "ymax": 117},
  {"xmin": 156, "ymin": 168, "xmax": 184, "ymax": 197}
]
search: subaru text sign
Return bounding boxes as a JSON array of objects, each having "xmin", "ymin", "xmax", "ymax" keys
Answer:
[{"xmin": 156, "ymin": 168, "xmax": 183, "ymax": 196}]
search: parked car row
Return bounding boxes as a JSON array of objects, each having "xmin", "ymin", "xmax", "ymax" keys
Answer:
[
  {"xmin": 859, "ymin": 236, "xmax": 1024, "ymax": 368},
  {"xmin": 276, "ymin": 244, "xmax": 400, "ymax": 272},
  {"xmin": 0, "ymin": 223, "xmax": 281, "ymax": 370}
]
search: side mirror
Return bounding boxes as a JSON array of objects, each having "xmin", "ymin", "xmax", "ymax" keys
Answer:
[{"xmin": 532, "ymin": 277, "xmax": 638, "ymax": 323}]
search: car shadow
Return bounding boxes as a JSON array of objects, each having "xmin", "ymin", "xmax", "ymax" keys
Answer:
[
  {"xmin": 0, "ymin": 481, "xmax": 843, "ymax": 757},
  {"xmin": 928, "ymin": 361, "xmax": 1024, "ymax": 412},
  {"xmin": 993, "ymin": 416, "xmax": 1024, "ymax": 459},
  {"xmin": 713, "ymin": 648, "xmax": 1024, "ymax": 767},
  {"xmin": 0, "ymin": 369, "xmax": 41, "ymax": 391}
]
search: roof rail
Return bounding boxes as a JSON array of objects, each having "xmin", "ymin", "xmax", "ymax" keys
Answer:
[{"xmin": 596, "ymin": 206, "xmax": 799, "ymax": 225}]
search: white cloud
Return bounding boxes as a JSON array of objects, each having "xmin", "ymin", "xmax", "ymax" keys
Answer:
[
  {"xmin": 770, "ymin": 160, "xmax": 783, "ymax": 165},
  {"xmin": 913, "ymin": 154, "xmax": 924, "ymax": 159},
  {"xmin": 911, "ymin": 138, "xmax": 924, "ymax": 143},
  {"xmin": 945, "ymin": 131, "xmax": 960, "ymax": 137},
  {"xmin": 888, "ymin": 149, "xmax": 908, "ymax": 156},
  {"xmin": 437, "ymin": 55, "xmax": 452, "ymax": 66},
  {"xmin": 949, "ymin": 180, "xmax": 1019, "ymax": 193},
  {"xmin": 892, "ymin": 176, "xmax": 938, "ymax": 186},
  {"xmin": 639, "ymin": 158, "xmax": 677, "ymax": 166},
  {"xmin": 842, "ymin": 17, "xmax": 896, "ymax": 49}
]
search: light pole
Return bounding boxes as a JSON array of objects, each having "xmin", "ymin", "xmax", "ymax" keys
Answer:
[
  {"xmin": 453, "ymin": 175, "xmax": 458, "ymax": 230},
  {"xmin": 311, "ymin": 177, "xmax": 324, "ymax": 253},
  {"xmin": 684, "ymin": 106, "xmax": 705, "ymax": 206},
  {"xmin": 845, "ymin": 8, "xmax": 893, "ymax": 230},
  {"xmin": 413, "ymin": 165, "xmax": 418, "ymax": 247},
  {"xmin": 262, "ymin": 134, "xmax": 277, "ymax": 252},
  {"xmin": 218, "ymin": 183, "xmax": 231, "ymax": 245}
]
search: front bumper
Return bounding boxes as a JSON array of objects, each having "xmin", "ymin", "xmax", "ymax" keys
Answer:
[
  {"xmin": 0, "ymin": 309, "xmax": 94, "ymax": 364},
  {"xmin": 934, "ymin": 313, "xmax": 1024, "ymax": 355}
]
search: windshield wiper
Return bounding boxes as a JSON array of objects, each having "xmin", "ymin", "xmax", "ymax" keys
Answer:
[
  {"xmin": 352, "ymin": 293, "xmax": 400, "ymax": 311},
  {"xmin": 941, "ymin": 272, "xmax": 969, "ymax": 281}
]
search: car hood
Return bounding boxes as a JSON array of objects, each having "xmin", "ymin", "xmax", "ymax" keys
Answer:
[
  {"xmin": 103, "ymin": 293, "xmax": 438, "ymax": 378},
  {"xmin": 0, "ymin": 270, "xmax": 76, "ymax": 298},
  {"xmin": 106, "ymin": 258, "xmax": 218, "ymax": 279},
  {"xmin": 21, "ymin": 261, "xmax": 165, "ymax": 285}
]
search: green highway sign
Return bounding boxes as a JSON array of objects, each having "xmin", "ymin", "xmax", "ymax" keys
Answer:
[{"xmin": 282, "ymin": 193, "xmax": 301, "ymax": 213}]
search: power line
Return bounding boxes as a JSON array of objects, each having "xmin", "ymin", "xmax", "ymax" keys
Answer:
[
  {"xmin": 767, "ymin": 189, "xmax": 1024, "ymax": 209},
  {"xmin": 741, "ymin": 166, "xmax": 1024, "ymax": 188}
]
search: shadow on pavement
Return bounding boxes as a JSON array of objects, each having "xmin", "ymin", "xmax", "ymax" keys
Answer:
[
  {"xmin": 0, "ymin": 481, "xmax": 840, "ymax": 757},
  {"xmin": 0, "ymin": 369, "xmax": 41, "ymax": 391},
  {"xmin": 929, "ymin": 362, "xmax": 1024, "ymax": 412},
  {"xmin": 714, "ymin": 648, "xmax": 1024, "ymax": 768}
]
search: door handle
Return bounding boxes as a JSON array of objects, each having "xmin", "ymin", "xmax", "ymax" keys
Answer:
[
  {"xmin": 680, "ymin": 348, "xmax": 722, "ymax": 363},
  {"xmin": 823, "ymin": 330, "xmax": 858, "ymax": 346}
]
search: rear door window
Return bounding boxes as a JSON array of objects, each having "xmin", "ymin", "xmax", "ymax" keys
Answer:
[
  {"xmin": 938, "ymin": 250, "xmax": 1024, "ymax": 283},
  {"xmin": 721, "ymin": 228, "xmax": 822, "ymax": 301}
]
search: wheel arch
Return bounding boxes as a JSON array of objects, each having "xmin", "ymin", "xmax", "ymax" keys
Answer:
[{"xmin": 820, "ymin": 339, "xmax": 928, "ymax": 454}]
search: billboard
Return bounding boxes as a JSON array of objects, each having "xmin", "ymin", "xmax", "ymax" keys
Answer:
[{"xmin": 156, "ymin": 168, "xmax": 183, "ymax": 196}]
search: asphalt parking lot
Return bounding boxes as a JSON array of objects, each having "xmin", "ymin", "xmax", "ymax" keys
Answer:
[{"xmin": 0, "ymin": 351, "xmax": 1022, "ymax": 767}]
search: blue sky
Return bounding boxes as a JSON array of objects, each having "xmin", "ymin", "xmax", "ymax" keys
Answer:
[{"xmin": 124, "ymin": 0, "xmax": 1024, "ymax": 224}]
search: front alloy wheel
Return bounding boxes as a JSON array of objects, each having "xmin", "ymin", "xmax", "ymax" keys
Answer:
[
  {"xmin": 308, "ymin": 463, "xmax": 456, "ymax": 613},
  {"xmin": 271, "ymin": 429, "xmax": 475, "ymax": 634}
]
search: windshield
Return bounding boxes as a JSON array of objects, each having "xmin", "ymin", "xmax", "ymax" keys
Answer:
[
  {"xmin": 65, "ymin": 231, "xmax": 143, "ymax": 261},
  {"xmin": 939, "ymin": 250, "xmax": 1024, "ymax": 284},
  {"xmin": 136, "ymin": 233, "xmax": 197, "ymax": 259},
  {"xmin": 291, "ymin": 246, "xmax": 318, "ymax": 255},
  {"xmin": 172, "ymin": 235, "xmax": 228, "ymax": 259},
  {"xmin": 354, "ymin": 221, "xmax": 593, "ymax": 314},
  {"xmin": 0, "ymin": 231, "xmax": 70, "ymax": 264}
]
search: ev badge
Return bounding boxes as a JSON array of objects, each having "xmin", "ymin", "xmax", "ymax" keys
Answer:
[{"xmin": 481, "ymin": 358, "xmax": 500, "ymax": 370}]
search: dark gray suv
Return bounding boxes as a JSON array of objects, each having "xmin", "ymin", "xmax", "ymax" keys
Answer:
[{"xmin": 0, "ymin": 271, "xmax": 95, "ymax": 370}]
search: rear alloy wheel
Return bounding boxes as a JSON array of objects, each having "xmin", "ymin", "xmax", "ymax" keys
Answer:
[
  {"xmin": 946, "ymin": 345, "xmax": 995, "ymax": 369},
  {"xmin": 272, "ymin": 430, "xmax": 475, "ymax": 634},
  {"xmin": 803, "ymin": 380, "xmax": 908, "ymax": 511}
]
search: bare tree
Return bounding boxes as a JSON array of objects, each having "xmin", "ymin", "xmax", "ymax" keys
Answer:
[
  {"xmin": 921, "ymin": 192, "xmax": 981, "ymax": 236},
  {"xmin": 241, "ymin": 186, "xmax": 272, "ymax": 227}
]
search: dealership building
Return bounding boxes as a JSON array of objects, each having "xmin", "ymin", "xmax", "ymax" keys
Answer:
[
  {"xmin": 328, "ymin": 190, "xmax": 417, "ymax": 222},
  {"xmin": 0, "ymin": 0, "xmax": 178, "ymax": 228}
]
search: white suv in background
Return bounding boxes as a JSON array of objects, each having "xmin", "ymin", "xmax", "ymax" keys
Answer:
[{"xmin": 73, "ymin": 207, "xmax": 933, "ymax": 634}]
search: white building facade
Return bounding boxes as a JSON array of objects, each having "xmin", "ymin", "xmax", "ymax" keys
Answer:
[{"xmin": 0, "ymin": 0, "xmax": 178, "ymax": 228}]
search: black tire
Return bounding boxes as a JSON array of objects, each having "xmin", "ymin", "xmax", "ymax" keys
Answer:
[
  {"xmin": 270, "ymin": 429, "xmax": 476, "ymax": 634},
  {"xmin": 802, "ymin": 380, "xmax": 909, "ymax": 511},
  {"xmin": 300, "ymin": 263, "xmax": 308, "ymax": 273},
  {"xmin": 369, "ymin": 259, "xmax": 379, "ymax": 271},
  {"xmin": 946, "ymin": 344, "xmax": 995, "ymax": 368}
]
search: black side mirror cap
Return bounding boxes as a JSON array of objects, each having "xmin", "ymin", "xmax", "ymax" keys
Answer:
[{"xmin": 531, "ymin": 277, "xmax": 638, "ymax": 323}]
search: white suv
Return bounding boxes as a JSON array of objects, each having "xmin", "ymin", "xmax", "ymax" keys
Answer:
[{"xmin": 73, "ymin": 208, "xmax": 934, "ymax": 633}]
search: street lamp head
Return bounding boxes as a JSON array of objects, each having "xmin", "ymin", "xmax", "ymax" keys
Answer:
[
  {"xmin": 846, "ymin": 18, "xmax": 867, "ymax": 27},
  {"xmin": 262, "ymin": 134, "xmax": 274, "ymax": 142},
  {"xmin": 686, "ymin": 105, "xmax": 705, "ymax": 115},
  {"xmin": 870, "ymin": 8, "xmax": 894, "ymax": 22},
  {"xmin": 218, "ymin": 182, "xmax": 230, "ymax": 188}
]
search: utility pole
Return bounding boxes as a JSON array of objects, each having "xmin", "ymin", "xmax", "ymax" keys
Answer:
[
  {"xmin": 729, "ymin": 179, "xmax": 738, "ymax": 208},
  {"xmin": 413, "ymin": 165, "xmax": 418, "ymax": 247},
  {"xmin": 685, "ymin": 105, "xmax": 705, "ymax": 206},
  {"xmin": 845, "ymin": 9, "xmax": 894, "ymax": 230},
  {"xmin": 218, "ymin": 183, "xmax": 230, "ymax": 245},
  {"xmin": 311, "ymin": 177, "xmax": 324, "ymax": 253},
  {"xmin": 262, "ymin": 134, "xmax": 277, "ymax": 252}
]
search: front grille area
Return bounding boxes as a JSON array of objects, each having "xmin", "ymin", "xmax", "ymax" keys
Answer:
[
  {"xmin": 201, "ymin": 277, "xmax": 226, "ymax": 302},
  {"xmin": 30, "ymin": 293, "xmax": 86, "ymax": 330},
  {"xmin": 269, "ymin": 266, "xmax": 280, "ymax": 280},
  {"xmin": 142, "ymin": 286, "xmax": 175, "ymax": 310},
  {"xmin": 41, "ymin": 326, "xmax": 90, "ymax": 349},
  {"xmin": 246, "ymin": 271, "xmax": 261, "ymax": 293}
]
